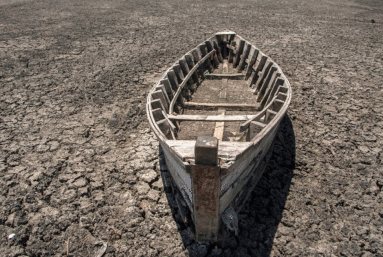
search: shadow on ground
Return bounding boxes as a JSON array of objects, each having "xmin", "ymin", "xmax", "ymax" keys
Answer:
[{"xmin": 160, "ymin": 114, "xmax": 295, "ymax": 256}]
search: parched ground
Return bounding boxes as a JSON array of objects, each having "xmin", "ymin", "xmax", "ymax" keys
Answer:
[{"xmin": 0, "ymin": 0, "xmax": 382, "ymax": 256}]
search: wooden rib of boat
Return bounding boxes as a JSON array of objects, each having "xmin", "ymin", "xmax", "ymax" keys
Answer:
[{"xmin": 146, "ymin": 31, "xmax": 292, "ymax": 242}]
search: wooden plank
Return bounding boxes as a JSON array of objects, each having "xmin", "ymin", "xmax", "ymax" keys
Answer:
[
  {"xmin": 205, "ymin": 73, "xmax": 245, "ymax": 80},
  {"xmin": 153, "ymin": 108, "xmax": 177, "ymax": 131},
  {"xmin": 192, "ymin": 49, "xmax": 201, "ymax": 64},
  {"xmin": 229, "ymin": 34, "xmax": 236, "ymax": 42},
  {"xmin": 167, "ymin": 70, "xmax": 179, "ymax": 91},
  {"xmin": 173, "ymin": 63, "xmax": 184, "ymax": 83},
  {"xmin": 215, "ymin": 31, "xmax": 236, "ymax": 36},
  {"xmin": 166, "ymin": 140, "xmax": 252, "ymax": 160},
  {"xmin": 220, "ymin": 123, "xmax": 279, "ymax": 194},
  {"xmin": 237, "ymin": 42, "xmax": 251, "ymax": 72},
  {"xmin": 264, "ymin": 77, "xmax": 284, "ymax": 107},
  {"xmin": 247, "ymin": 55, "xmax": 268, "ymax": 87},
  {"xmin": 246, "ymin": 121, "xmax": 266, "ymax": 141},
  {"xmin": 185, "ymin": 54, "xmax": 199, "ymax": 86},
  {"xmin": 254, "ymin": 53, "xmax": 268, "ymax": 71},
  {"xmin": 205, "ymin": 40, "xmax": 220, "ymax": 66},
  {"xmin": 168, "ymin": 70, "xmax": 187, "ymax": 111},
  {"xmin": 151, "ymin": 90, "xmax": 169, "ymax": 112},
  {"xmin": 228, "ymin": 41, "xmax": 236, "ymax": 63},
  {"xmin": 220, "ymin": 154, "xmax": 259, "ymax": 213},
  {"xmin": 152, "ymin": 108, "xmax": 165, "ymax": 121},
  {"xmin": 168, "ymin": 49, "xmax": 216, "ymax": 114},
  {"xmin": 277, "ymin": 92, "xmax": 287, "ymax": 101},
  {"xmin": 156, "ymin": 119, "xmax": 175, "ymax": 139},
  {"xmin": 216, "ymin": 35, "xmax": 226, "ymax": 59},
  {"xmin": 272, "ymin": 99, "xmax": 285, "ymax": 112},
  {"xmin": 219, "ymin": 87, "xmax": 227, "ymax": 99},
  {"xmin": 160, "ymin": 79, "xmax": 174, "ymax": 99},
  {"xmin": 179, "ymin": 58, "xmax": 196, "ymax": 94},
  {"xmin": 150, "ymin": 98, "xmax": 165, "ymax": 111},
  {"xmin": 179, "ymin": 58, "xmax": 190, "ymax": 74},
  {"xmin": 161, "ymin": 143, "xmax": 193, "ymax": 211},
  {"xmin": 279, "ymin": 86, "xmax": 289, "ymax": 93},
  {"xmin": 222, "ymin": 35, "xmax": 229, "ymax": 59},
  {"xmin": 222, "ymin": 59, "xmax": 229, "ymax": 73},
  {"xmin": 256, "ymin": 69, "xmax": 280, "ymax": 102},
  {"xmin": 185, "ymin": 53, "xmax": 195, "ymax": 69},
  {"xmin": 199, "ymin": 44, "xmax": 213, "ymax": 72},
  {"xmin": 184, "ymin": 102, "xmax": 259, "ymax": 110},
  {"xmin": 234, "ymin": 140, "xmax": 274, "ymax": 213},
  {"xmin": 155, "ymin": 84, "xmax": 171, "ymax": 106},
  {"xmin": 192, "ymin": 49, "xmax": 205, "ymax": 79},
  {"xmin": 192, "ymin": 136, "xmax": 220, "ymax": 242},
  {"xmin": 212, "ymin": 40, "xmax": 223, "ymax": 62},
  {"xmin": 254, "ymin": 62, "xmax": 274, "ymax": 92},
  {"xmin": 168, "ymin": 114, "xmax": 256, "ymax": 122},
  {"xmin": 213, "ymin": 109, "xmax": 225, "ymax": 140},
  {"xmin": 265, "ymin": 109, "xmax": 277, "ymax": 124},
  {"xmin": 245, "ymin": 48, "xmax": 259, "ymax": 80},
  {"xmin": 239, "ymin": 108, "xmax": 266, "ymax": 132},
  {"xmin": 226, "ymin": 44, "xmax": 237, "ymax": 51},
  {"xmin": 233, "ymin": 40, "xmax": 245, "ymax": 68}
]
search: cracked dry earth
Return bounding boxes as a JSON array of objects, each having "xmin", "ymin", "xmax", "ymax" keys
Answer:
[{"xmin": 1, "ymin": 0, "xmax": 383, "ymax": 256}]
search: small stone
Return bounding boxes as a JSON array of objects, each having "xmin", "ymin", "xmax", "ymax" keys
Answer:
[
  {"xmin": 130, "ymin": 159, "xmax": 144, "ymax": 171},
  {"xmin": 40, "ymin": 206, "xmax": 60, "ymax": 217},
  {"xmin": 8, "ymin": 233, "xmax": 16, "ymax": 239},
  {"xmin": 72, "ymin": 177, "xmax": 87, "ymax": 188},
  {"xmin": 278, "ymin": 225, "xmax": 292, "ymax": 236},
  {"xmin": 135, "ymin": 182, "xmax": 150, "ymax": 195},
  {"xmin": 152, "ymin": 180, "xmax": 164, "ymax": 191},
  {"xmin": 362, "ymin": 251, "xmax": 374, "ymax": 257},
  {"xmin": 139, "ymin": 170, "xmax": 158, "ymax": 183},
  {"xmin": 358, "ymin": 145, "xmax": 370, "ymax": 154},
  {"xmin": 140, "ymin": 200, "xmax": 152, "ymax": 210},
  {"xmin": 48, "ymin": 141, "xmax": 60, "ymax": 151},
  {"xmin": 93, "ymin": 191, "xmax": 104, "ymax": 202},
  {"xmin": 36, "ymin": 144, "xmax": 50, "ymax": 153},
  {"xmin": 147, "ymin": 189, "xmax": 160, "ymax": 202},
  {"xmin": 78, "ymin": 186, "xmax": 88, "ymax": 196},
  {"xmin": 90, "ymin": 181, "xmax": 103, "ymax": 189},
  {"xmin": 5, "ymin": 212, "xmax": 15, "ymax": 226}
]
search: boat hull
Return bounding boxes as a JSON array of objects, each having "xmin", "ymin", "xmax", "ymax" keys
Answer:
[{"xmin": 146, "ymin": 31, "xmax": 292, "ymax": 241}]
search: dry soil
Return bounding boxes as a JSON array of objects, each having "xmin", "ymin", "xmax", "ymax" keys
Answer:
[{"xmin": 0, "ymin": 0, "xmax": 382, "ymax": 256}]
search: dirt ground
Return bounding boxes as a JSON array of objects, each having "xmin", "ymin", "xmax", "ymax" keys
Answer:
[{"xmin": 0, "ymin": 0, "xmax": 382, "ymax": 256}]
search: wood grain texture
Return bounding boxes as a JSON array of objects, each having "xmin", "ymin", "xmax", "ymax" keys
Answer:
[
  {"xmin": 168, "ymin": 114, "xmax": 256, "ymax": 122},
  {"xmin": 166, "ymin": 140, "xmax": 252, "ymax": 160},
  {"xmin": 213, "ymin": 109, "xmax": 225, "ymax": 140},
  {"xmin": 168, "ymin": 49, "xmax": 216, "ymax": 114}
]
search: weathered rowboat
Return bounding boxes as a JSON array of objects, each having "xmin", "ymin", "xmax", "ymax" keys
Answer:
[{"xmin": 146, "ymin": 31, "xmax": 292, "ymax": 242}]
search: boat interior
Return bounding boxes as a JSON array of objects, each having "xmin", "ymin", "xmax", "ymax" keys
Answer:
[{"xmin": 147, "ymin": 31, "xmax": 290, "ymax": 163}]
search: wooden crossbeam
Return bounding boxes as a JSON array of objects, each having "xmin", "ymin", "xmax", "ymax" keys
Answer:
[
  {"xmin": 168, "ymin": 114, "xmax": 256, "ymax": 122},
  {"xmin": 205, "ymin": 73, "xmax": 245, "ymax": 80},
  {"xmin": 184, "ymin": 102, "xmax": 259, "ymax": 110}
]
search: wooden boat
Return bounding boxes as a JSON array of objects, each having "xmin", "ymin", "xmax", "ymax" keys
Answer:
[{"xmin": 146, "ymin": 31, "xmax": 292, "ymax": 242}]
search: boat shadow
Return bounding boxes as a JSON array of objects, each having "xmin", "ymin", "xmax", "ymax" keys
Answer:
[{"xmin": 160, "ymin": 114, "xmax": 295, "ymax": 256}]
